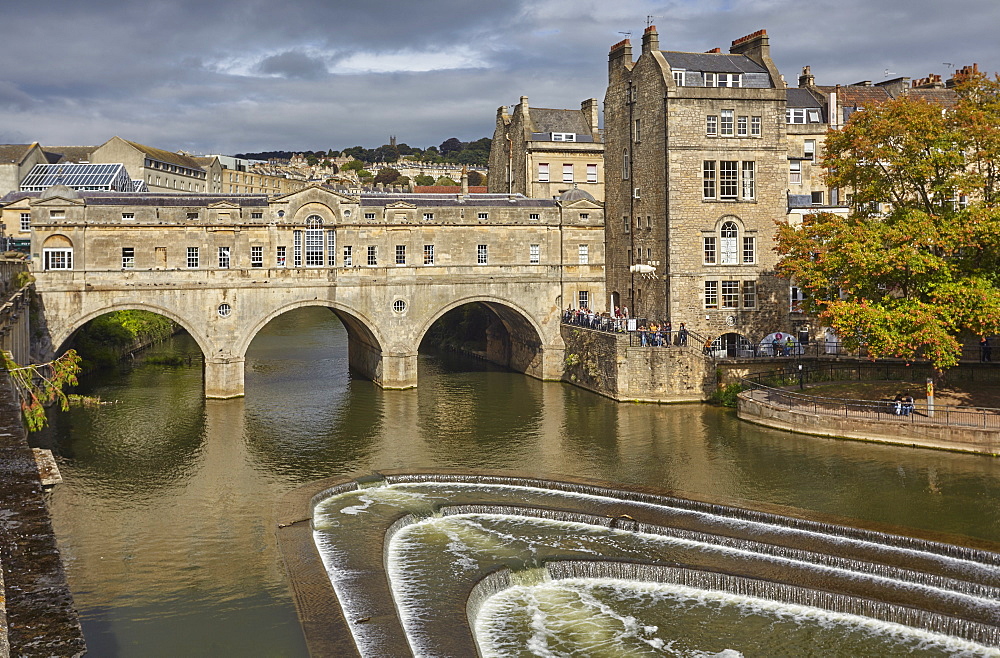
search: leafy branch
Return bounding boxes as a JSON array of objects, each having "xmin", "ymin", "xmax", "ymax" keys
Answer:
[{"xmin": 3, "ymin": 350, "xmax": 82, "ymax": 431}]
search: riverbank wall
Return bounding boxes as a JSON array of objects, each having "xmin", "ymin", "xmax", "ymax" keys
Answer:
[
  {"xmin": 0, "ymin": 373, "xmax": 86, "ymax": 657},
  {"xmin": 560, "ymin": 325, "xmax": 713, "ymax": 403}
]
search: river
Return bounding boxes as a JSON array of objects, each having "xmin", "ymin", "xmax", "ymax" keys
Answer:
[{"xmin": 36, "ymin": 306, "xmax": 1000, "ymax": 656}]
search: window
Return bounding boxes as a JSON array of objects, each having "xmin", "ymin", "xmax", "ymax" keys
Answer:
[
  {"xmin": 722, "ymin": 281, "xmax": 740, "ymax": 308},
  {"xmin": 364, "ymin": 212, "xmax": 376, "ymax": 220},
  {"xmin": 705, "ymin": 73, "xmax": 741, "ymax": 87},
  {"xmin": 305, "ymin": 215, "xmax": 323, "ymax": 266},
  {"xmin": 43, "ymin": 248, "xmax": 72, "ymax": 270},
  {"xmin": 751, "ymin": 116, "xmax": 761, "ymax": 136},
  {"xmin": 737, "ymin": 115, "xmax": 748, "ymax": 136},
  {"xmin": 633, "ymin": 119, "xmax": 641, "ymax": 142},
  {"xmin": 423, "ymin": 244, "xmax": 435, "ymax": 265},
  {"xmin": 719, "ymin": 161, "xmax": 738, "ymax": 199},
  {"xmin": 786, "ymin": 108, "xmax": 806, "ymax": 124},
  {"xmin": 251, "ymin": 245, "xmax": 263, "ymax": 267},
  {"xmin": 706, "ymin": 115, "xmax": 718, "ymax": 136},
  {"xmin": 578, "ymin": 244, "xmax": 589, "ymax": 264},
  {"xmin": 251, "ymin": 211, "xmax": 263, "ymax": 219},
  {"xmin": 477, "ymin": 212, "xmax": 489, "ymax": 220},
  {"xmin": 704, "ymin": 281, "xmax": 718, "ymax": 308},
  {"xmin": 423, "ymin": 212, "xmax": 434, "ymax": 221},
  {"xmin": 342, "ymin": 245, "xmax": 352, "ymax": 267},
  {"xmin": 187, "ymin": 247, "xmax": 199, "ymax": 269},
  {"xmin": 623, "ymin": 216, "xmax": 629, "ymax": 234},
  {"xmin": 187, "ymin": 212, "xmax": 198, "ymax": 220},
  {"xmin": 720, "ymin": 110, "xmax": 734, "ymax": 136},
  {"xmin": 581, "ymin": 213, "xmax": 590, "ymax": 221},
  {"xmin": 623, "ymin": 149, "xmax": 630, "ymax": 180},
  {"xmin": 395, "ymin": 244, "xmax": 406, "ymax": 266},
  {"xmin": 19, "ymin": 213, "xmax": 29, "ymax": 232},
  {"xmin": 293, "ymin": 230, "xmax": 302, "ymax": 266},
  {"xmin": 529, "ymin": 244, "xmax": 540, "ymax": 264},
  {"xmin": 529, "ymin": 213, "xmax": 540, "ymax": 221},
  {"xmin": 704, "ymin": 237, "xmax": 717, "ymax": 264},
  {"xmin": 121, "ymin": 212, "xmax": 135, "ymax": 221},
  {"xmin": 743, "ymin": 281, "xmax": 757, "ymax": 309},
  {"xmin": 392, "ymin": 299, "xmax": 406, "ymax": 313},
  {"xmin": 551, "ymin": 132, "xmax": 576, "ymax": 142},
  {"xmin": 477, "ymin": 244, "xmax": 488, "ymax": 265},
  {"xmin": 720, "ymin": 221, "xmax": 738, "ymax": 264},
  {"xmin": 673, "ymin": 69, "xmax": 685, "ymax": 86},
  {"xmin": 586, "ymin": 164, "xmax": 598, "ymax": 183},
  {"xmin": 218, "ymin": 246, "xmax": 230, "ymax": 269},
  {"xmin": 804, "ymin": 139, "xmax": 816, "ymax": 162},
  {"xmin": 277, "ymin": 245, "xmax": 287, "ymax": 267},
  {"xmin": 703, "ymin": 161, "xmax": 716, "ymax": 199},
  {"xmin": 327, "ymin": 230, "xmax": 336, "ymax": 266},
  {"xmin": 811, "ymin": 191, "xmax": 825, "ymax": 205},
  {"xmin": 790, "ymin": 161, "xmax": 802, "ymax": 184},
  {"xmin": 50, "ymin": 210, "xmax": 65, "ymax": 219},
  {"xmin": 578, "ymin": 290, "xmax": 589, "ymax": 309},
  {"xmin": 743, "ymin": 236, "xmax": 756, "ymax": 264},
  {"xmin": 563, "ymin": 163, "xmax": 573, "ymax": 183},
  {"xmin": 538, "ymin": 163, "xmax": 549, "ymax": 182},
  {"xmin": 807, "ymin": 109, "xmax": 821, "ymax": 123},
  {"xmin": 121, "ymin": 247, "xmax": 135, "ymax": 269},
  {"xmin": 704, "ymin": 72, "xmax": 716, "ymax": 87},
  {"xmin": 367, "ymin": 245, "xmax": 377, "ymax": 266},
  {"xmin": 741, "ymin": 161, "xmax": 755, "ymax": 200}
]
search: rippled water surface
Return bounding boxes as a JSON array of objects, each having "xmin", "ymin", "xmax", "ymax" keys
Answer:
[{"xmin": 37, "ymin": 307, "xmax": 1000, "ymax": 656}]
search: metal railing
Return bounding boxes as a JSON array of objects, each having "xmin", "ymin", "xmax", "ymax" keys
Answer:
[
  {"xmin": 560, "ymin": 312, "xmax": 709, "ymax": 350},
  {"xmin": 740, "ymin": 369, "xmax": 1000, "ymax": 430}
]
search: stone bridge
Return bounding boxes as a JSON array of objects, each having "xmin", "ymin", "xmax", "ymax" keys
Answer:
[{"xmin": 24, "ymin": 186, "xmax": 605, "ymax": 397}]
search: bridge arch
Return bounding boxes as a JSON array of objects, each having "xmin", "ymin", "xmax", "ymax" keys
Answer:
[
  {"xmin": 418, "ymin": 295, "xmax": 554, "ymax": 379},
  {"xmin": 238, "ymin": 299, "xmax": 393, "ymax": 389},
  {"xmin": 52, "ymin": 303, "xmax": 213, "ymax": 359}
]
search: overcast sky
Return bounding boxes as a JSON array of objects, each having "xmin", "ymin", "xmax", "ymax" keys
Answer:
[{"xmin": 1, "ymin": 0, "xmax": 997, "ymax": 156}]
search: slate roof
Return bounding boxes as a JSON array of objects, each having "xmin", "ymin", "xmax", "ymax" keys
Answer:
[
  {"xmin": 786, "ymin": 88, "xmax": 823, "ymax": 108},
  {"xmin": 907, "ymin": 88, "xmax": 959, "ymax": 107},
  {"xmin": 121, "ymin": 139, "xmax": 208, "ymax": 170},
  {"xmin": 661, "ymin": 52, "xmax": 768, "ymax": 74},
  {"xmin": 817, "ymin": 85, "xmax": 891, "ymax": 107},
  {"xmin": 0, "ymin": 190, "xmax": 269, "ymax": 206},
  {"xmin": 412, "ymin": 186, "xmax": 488, "ymax": 194},
  {"xmin": 362, "ymin": 193, "xmax": 556, "ymax": 208},
  {"xmin": 529, "ymin": 108, "xmax": 593, "ymax": 137}
]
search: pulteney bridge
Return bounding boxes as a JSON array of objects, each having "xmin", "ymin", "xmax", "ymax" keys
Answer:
[{"xmin": 22, "ymin": 185, "xmax": 605, "ymax": 397}]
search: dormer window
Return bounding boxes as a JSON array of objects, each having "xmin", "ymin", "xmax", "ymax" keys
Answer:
[
  {"xmin": 551, "ymin": 133, "xmax": 576, "ymax": 142},
  {"xmin": 673, "ymin": 69, "xmax": 686, "ymax": 86},
  {"xmin": 705, "ymin": 73, "xmax": 742, "ymax": 88}
]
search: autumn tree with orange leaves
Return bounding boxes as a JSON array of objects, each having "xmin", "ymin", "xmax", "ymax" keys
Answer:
[{"xmin": 776, "ymin": 73, "xmax": 1000, "ymax": 373}]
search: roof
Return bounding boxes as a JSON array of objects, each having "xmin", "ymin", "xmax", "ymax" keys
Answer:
[
  {"xmin": 907, "ymin": 88, "xmax": 959, "ymax": 107},
  {"xmin": 818, "ymin": 85, "xmax": 891, "ymax": 107},
  {"xmin": 529, "ymin": 108, "xmax": 593, "ymax": 137},
  {"xmin": 0, "ymin": 144, "xmax": 36, "ymax": 165},
  {"xmin": 786, "ymin": 88, "xmax": 823, "ymax": 108},
  {"xmin": 0, "ymin": 190, "xmax": 269, "ymax": 207},
  {"xmin": 20, "ymin": 163, "xmax": 133, "ymax": 192},
  {"xmin": 361, "ymin": 192, "xmax": 556, "ymax": 208},
  {"xmin": 44, "ymin": 146, "xmax": 95, "ymax": 163},
  {"xmin": 120, "ymin": 138, "xmax": 208, "ymax": 171},
  {"xmin": 661, "ymin": 51, "xmax": 768, "ymax": 74}
]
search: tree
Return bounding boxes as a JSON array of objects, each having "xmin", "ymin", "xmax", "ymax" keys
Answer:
[
  {"xmin": 436, "ymin": 176, "xmax": 458, "ymax": 186},
  {"xmin": 776, "ymin": 76, "xmax": 1000, "ymax": 373},
  {"xmin": 414, "ymin": 174, "xmax": 435, "ymax": 186},
  {"xmin": 439, "ymin": 137, "xmax": 463, "ymax": 156},
  {"xmin": 4, "ymin": 350, "xmax": 82, "ymax": 431},
  {"xmin": 357, "ymin": 169, "xmax": 373, "ymax": 179},
  {"xmin": 467, "ymin": 170, "xmax": 484, "ymax": 186},
  {"xmin": 341, "ymin": 159, "xmax": 365, "ymax": 172},
  {"xmin": 374, "ymin": 167, "xmax": 401, "ymax": 185}
]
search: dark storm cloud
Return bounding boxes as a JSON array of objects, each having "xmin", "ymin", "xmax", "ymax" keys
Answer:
[{"xmin": 0, "ymin": 0, "xmax": 997, "ymax": 153}]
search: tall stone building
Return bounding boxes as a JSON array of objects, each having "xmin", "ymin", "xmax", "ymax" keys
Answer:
[
  {"xmin": 605, "ymin": 26, "xmax": 792, "ymax": 349},
  {"xmin": 488, "ymin": 97, "xmax": 604, "ymax": 201}
]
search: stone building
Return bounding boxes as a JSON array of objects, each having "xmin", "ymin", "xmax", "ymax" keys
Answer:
[
  {"xmin": 605, "ymin": 26, "xmax": 792, "ymax": 350},
  {"xmin": 0, "ymin": 143, "xmax": 50, "ymax": 197},
  {"xmin": 488, "ymin": 97, "xmax": 605, "ymax": 201},
  {"xmin": 10, "ymin": 184, "xmax": 605, "ymax": 313},
  {"xmin": 90, "ymin": 136, "xmax": 222, "ymax": 194}
]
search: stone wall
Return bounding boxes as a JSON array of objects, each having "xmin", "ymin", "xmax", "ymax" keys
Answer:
[{"xmin": 561, "ymin": 325, "xmax": 712, "ymax": 402}]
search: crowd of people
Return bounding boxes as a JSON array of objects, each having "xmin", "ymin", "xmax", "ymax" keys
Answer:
[{"xmin": 562, "ymin": 307, "xmax": 689, "ymax": 347}]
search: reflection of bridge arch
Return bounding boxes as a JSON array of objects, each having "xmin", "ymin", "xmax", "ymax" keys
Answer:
[
  {"xmin": 419, "ymin": 296, "xmax": 549, "ymax": 377},
  {"xmin": 52, "ymin": 303, "xmax": 213, "ymax": 359}
]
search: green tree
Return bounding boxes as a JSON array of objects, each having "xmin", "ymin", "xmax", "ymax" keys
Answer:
[
  {"xmin": 414, "ymin": 173, "xmax": 435, "ymax": 186},
  {"xmin": 341, "ymin": 159, "xmax": 365, "ymax": 172},
  {"xmin": 4, "ymin": 350, "xmax": 81, "ymax": 431},
  {"xmin": 776, "ymin": 75, "xmax": 1000, "ymax": 373},
  {"xmin": 435, "ymin": 176, "xmax": 458, "ymax": 186},
  {"xmin": 357, "ymin": 169, "xmax": 373, "ymax": 179},
  {"xmin": 374, "ymin": 167, "xmax": 401, "ymax": 185},
  {"xmin": 467, "ymin": 170, "xmax": 484, "ymax": 186}
]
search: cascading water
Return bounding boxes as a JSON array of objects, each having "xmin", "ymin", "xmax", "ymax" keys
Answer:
[{"xmin": 298, "ymin": 475, "xmax": 1000, "ymax": 657}]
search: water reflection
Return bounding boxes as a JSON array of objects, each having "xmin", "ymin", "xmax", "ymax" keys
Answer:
[{"xmin": 38, "ymin": 306, "xmax": 1000, "ymax": 657}]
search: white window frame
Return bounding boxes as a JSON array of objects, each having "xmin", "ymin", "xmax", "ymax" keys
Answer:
[
  {"xmin": 719, "ymin": 161, "xmax": 738, "ymax": 199},
  {"xmin": 19, "ymin": 213, "xmax": 29, "ymax": 232},
  {"xmin": 395, "ymin": 244, "xmax": 406, "ymax": 266},
  {"xmin": 529, "ymin": 213, "xmax": 540, "ymax": 221},
  {"xmin": 477, "ymin": 244, "xmax": 488, "ymax": 265},
  {"xmin": 703, "ymin": 161, "xmax": 716, "ymax": 199},
  {"xmin": 293, "ymin": 230, "xmax": 302, "ymax": 267},
  {"xmin": 477, "ymin": 212, "xmax": 489, "ymax": 220},
  {"xmin": 673, "ymin": 69, "xmax": 685, "ymax": 86},
  {"xmin": 121, "ymin": 247, "xmax": 135, "ymax": 269},
  {"xmin": 276, "ymin": 245, "xmax": 287, "ymax": 267},
  {"xmin": 121, "ymin": 212, "xmax": 135, "ymax": 221},
  {"xmin": 742, "ymin": 161, "xmax": 755, "ymax": 200},
  {"xmin": 578, "ymin": 244, "xmax": 589, "ymax": 265},
  {"xmin": 367, "ymin": 245, "xmax": 377, "ymax": 266},
  {"xmin": 305, "ymin": 215, "xmax": 324, "ymax": 266},
  {"xmin": 706, "ymin": 115, "xmax": 718, "ymax": 136},
  {"xmin": 423, "ymin": 212, "xmax": 434, "ymax": 221},
  {"xmin": 751, "ymin": 116, "xmax": 761, "ymax": 136},
  {"xmin": 562, "ymin": 163, "xmax": 573, "ymax": 183},
  {"xmin": 187, "ymin": 246, "xmax": 199, "ymax": 269},
  {"xmin": 529, "ymin": 244, "xmax": 540, "ymax": 264},
  {"xmin": 720, "ymin": 110, "xmax": 734, "ymax": 137},
  {"xmin": 538, "ymin": 163, "xmax": 549, "ymax": 182},
  {"xmin": 251, "ymin": 245, "xmax": 263, "ymax": 268},
  {"xmin": 720, "ymin": 221, "xmax": 739, "ymax": 264},
  {"xmin": 43, "ymin": 248, "xmax": 73, "ymax": 270},
  {"xmin": 743, "ymin": 281, "xmax": 757, "ymax": 309},
  {"xmin": 743, "ymin": 236, "xmax": 756, "ymax": 264},
  {"xmin": 737, "ymin": 115, "xmax": 748, "ymax": 136},
  {"xmin": 551, "ymin": 132, "xmax": 576, "ymax": 142},
  {"xmin": 578, "ymin": 290, "xmax": 589, "ymax": 309},
  {"xmin": 704, "ymin": 237, "xmax": 717, "ymax": 264},
  {"xmin": 722, "ymin": 280, "xmax": 740, "ymax": 309},
  {"xmin": 704, "ymin": 281, "xmax": 718, "ymax": 308},
  {"xmin": 790, "ymin": 160, "xmax": 802, "ymax": 184},
  {"xmin": 327, "ymin": 230, "xmax": 336, "ymax": 266},
  {"xmin": 786, "ymin": 108, "xmax": 806, "ymax": 124},
  {"xmin": 423, "ymin": 244, "xmax": 435, "ymax": 266},
  {"xmin": 586, "ymin": 164, "xmax": 598, "ymax": 183},
  {"xmin": 804, "ymin": 139, "xmax": 816, "ymax": 162},
  {"xmin": 342, "ymin": 245, "xmax": 352, "ymax": 267},
  {"xmin": 218, "ymin": 246, "xmax": 230, "ymax": 269}
]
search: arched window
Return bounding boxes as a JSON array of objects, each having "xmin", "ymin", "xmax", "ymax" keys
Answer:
[
  {"xmin": 305, "ymin": 215, "xmax": 324, "ymax": 266},
  {"xmin": 720, "ymin": 220, "xmax": 738, "ymax": 264}
]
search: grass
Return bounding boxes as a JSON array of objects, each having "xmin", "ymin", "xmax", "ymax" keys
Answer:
[{"xmin": 804, "ymin": 381, "xmax": 1000, "ymax": 410}]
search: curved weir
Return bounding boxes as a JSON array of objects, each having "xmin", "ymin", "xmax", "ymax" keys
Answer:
[{"xmin": 289, "ymin": 474, "xmax": 1000, "ymax": 656}]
